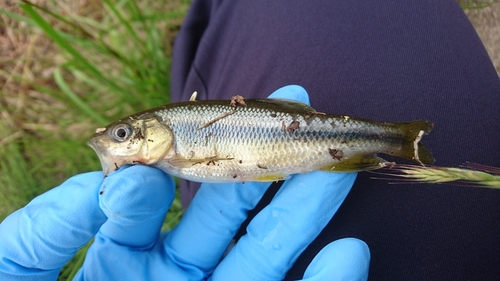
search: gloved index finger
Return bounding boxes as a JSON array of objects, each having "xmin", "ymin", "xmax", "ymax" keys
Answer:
[
  {"xmin": 268, "ymin": 85, "xmax": 311, "ymax": 104},
  {"xmin": 163, "ymin": 181, "xmax": 272, "ymax": 277},
  {"xmin": 212, "ymin": 171, "xmax": 358, "ymax": 280},
  {"xmin": 97, "ymin": 165, "xmax": 175, "ymax": 248}
]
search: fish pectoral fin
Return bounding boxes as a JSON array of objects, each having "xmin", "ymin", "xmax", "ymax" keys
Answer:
[
  {"xmin": 320, "ymin": 154, "xmax": 392, "ymax": 172},
  {"xmin": 168, "ymin": 155, "xmax": 234, "ymax": 168},
  {"xmin": 247, "ymin": 173, "xmax": 290, "ymax": 182}
]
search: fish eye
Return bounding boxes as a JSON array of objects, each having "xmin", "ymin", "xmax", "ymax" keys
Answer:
[{"xmin": 111, "ymin": 124, "xmax": 132, "ymax": 142}]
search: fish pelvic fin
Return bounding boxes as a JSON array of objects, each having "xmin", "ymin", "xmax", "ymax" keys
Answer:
[{"xmin": 394, "ymin": 120, "xmax": 434, "ymax": 165}]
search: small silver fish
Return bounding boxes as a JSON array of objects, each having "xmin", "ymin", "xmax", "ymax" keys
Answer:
[{"xmin": 88, "ymin": 97, "xmax": 434, "ymax": 183}]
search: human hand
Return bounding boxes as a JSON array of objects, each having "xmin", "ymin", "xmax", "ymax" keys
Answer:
[
  {"xmin": 0, "ymin": 165, "xmax": 173, "ymax": 281},
  {"xmin": 0, "ymin": 85, "xmax": 370, "ymax": 281}
]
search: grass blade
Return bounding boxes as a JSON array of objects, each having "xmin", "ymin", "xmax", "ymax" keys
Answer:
[
  {"xmin": 0, "ymin": 9, "xmax": 36, "ymax": 26},
  {"xmin": 103, "ymin": 0, "xmax": 144, "ymax": 52},
  {"xmin": 19, "ymin": 2, "xmax": 126, "ymax": 94},
  {"xmin": 54, "ymin": 67, "xmax": 108, "ymax": 125}
]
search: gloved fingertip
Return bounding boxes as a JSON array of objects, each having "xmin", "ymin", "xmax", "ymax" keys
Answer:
[
  {"xmin": 99, "ymin": 165, "xmax": 175, "ymax": 225},
  {"xmin": 302, "ymin": 238, "xmax": 370, "ymax": 281},
  {"xmin": 268, "ymin": 85, "xmax": 310, "ymax": 105}
]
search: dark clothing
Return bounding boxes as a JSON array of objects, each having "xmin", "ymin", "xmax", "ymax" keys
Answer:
[{"xmin": 171, "ymin": 1, "xmax": 500, "ymax": 280}]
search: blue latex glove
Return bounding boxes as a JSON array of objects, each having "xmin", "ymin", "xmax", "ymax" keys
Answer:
[{"xmin": 0, "ymin": 85, "xmax": 370, "ymax": 281}]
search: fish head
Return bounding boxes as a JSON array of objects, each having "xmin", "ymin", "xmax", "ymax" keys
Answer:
[{"xmin": 87, "ymin": 116, "xmax": 173, "ymax": 175}]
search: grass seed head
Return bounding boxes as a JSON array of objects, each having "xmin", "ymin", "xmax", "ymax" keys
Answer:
[{"xmin": 387, "ymin": 164, "xmax": 500, "ymax": 188}]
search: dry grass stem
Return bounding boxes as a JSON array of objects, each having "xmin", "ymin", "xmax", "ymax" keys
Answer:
[{"xmin": 385, "ymin": 164, "xmax": 500, "ymax": 188}]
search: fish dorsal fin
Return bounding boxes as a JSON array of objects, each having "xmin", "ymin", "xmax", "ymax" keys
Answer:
[
  {"xmin": 253, "ymin": 98, "xmax": 317, "ymax": 113},
  {"xmin": 189, "ymin": 91, "xmax": 198, "ymax": 101}
]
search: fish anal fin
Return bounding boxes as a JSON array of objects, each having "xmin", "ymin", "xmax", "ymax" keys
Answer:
[
  {"xmin": 320, "ymin": 154, "xmax": 391, "ymax": 172},
  {"xmin": 247, "ymin": 174, "xmax": 290, "ymax": 182}
]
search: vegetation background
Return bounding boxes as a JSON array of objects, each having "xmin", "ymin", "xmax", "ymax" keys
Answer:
[
  {"xmin": 0, "ymin": 0, "xmax": 498, "ymax": 280},
  {"xmin": 0, "ymin": 0, "xmax": 190, "ymax": 278}
]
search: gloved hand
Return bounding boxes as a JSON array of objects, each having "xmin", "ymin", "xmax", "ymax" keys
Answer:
[{"xmin": 0, "ymin": 85, "xmax": 370, "ymax": 281}]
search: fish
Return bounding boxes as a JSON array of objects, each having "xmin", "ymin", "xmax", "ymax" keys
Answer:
[{"xmin": 87, "ymin": 96, "xmax": 434, "ymax": 183}]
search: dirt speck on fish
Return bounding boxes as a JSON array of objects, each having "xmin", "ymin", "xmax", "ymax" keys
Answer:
[{"xmin": 87, "ymin": 97, "xmax": 434, "ymax": 183}]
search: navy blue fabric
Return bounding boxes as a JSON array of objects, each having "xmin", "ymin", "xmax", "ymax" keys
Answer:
[{"xmin": 170, "ymin": 1, "xmax": 500, "ymax": 280}]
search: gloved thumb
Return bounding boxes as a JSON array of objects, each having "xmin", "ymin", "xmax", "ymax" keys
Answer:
[
  {"xmin": 97, "ymin": 165, "xmax": 175, "ymax": 248},
  {"xmin": 300, "ymin": 238, "xmax": 370, "ymax": 281}
]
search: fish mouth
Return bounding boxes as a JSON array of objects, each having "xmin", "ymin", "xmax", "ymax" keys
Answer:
[{"xmin": 87, "ymin": 138, "xmax": 117, "ymax": 176}]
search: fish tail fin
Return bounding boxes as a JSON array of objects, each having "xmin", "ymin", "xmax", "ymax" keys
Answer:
[{"xmin": 394, "ymin": 120, "xmax": 434, "ymax": 165}]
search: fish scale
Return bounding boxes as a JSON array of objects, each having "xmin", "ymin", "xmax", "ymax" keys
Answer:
[{"xmin": 88, "ymin": 98, "xmax": 434, "ymax": 182}]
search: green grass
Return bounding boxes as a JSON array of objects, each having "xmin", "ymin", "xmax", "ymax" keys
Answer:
[
  {"xmin": 0, "ymin": 0, "xmax": 190, "ymax": 279},
  {"xmin": 0, "ymin": 123, "xmax": 38, "ymax": 218},
  {"xmin": 459, "ymin": 1, "xmax": 496, "ymax": 10}
]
